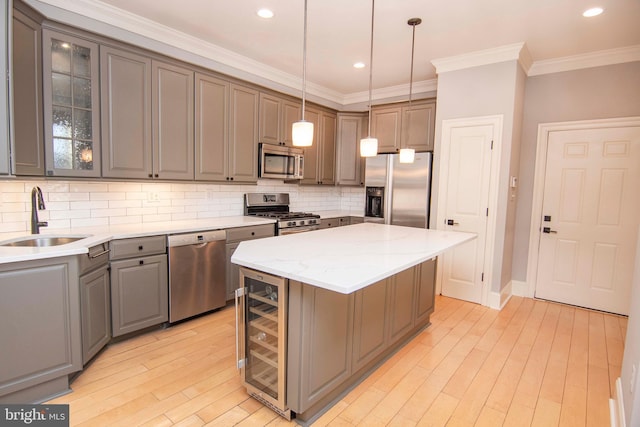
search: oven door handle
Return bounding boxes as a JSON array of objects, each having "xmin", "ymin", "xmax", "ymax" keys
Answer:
[
  {"xmin": 235, "ymin": 287, "xmax": 247, "ymax": 370},
  {"xmin": 280, "ymin": 225, "xmax": 319, "ymax": 235}
]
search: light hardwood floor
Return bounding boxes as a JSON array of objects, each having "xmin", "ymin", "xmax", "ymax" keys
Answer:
[{"xmin": 49, "ymin": 295, "xmax": 627, "ymax": 426}]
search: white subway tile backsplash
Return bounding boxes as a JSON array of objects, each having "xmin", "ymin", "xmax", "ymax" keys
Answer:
[{"xmin": 0, "ymin": 179, "xmax": 365, "ymax": 233}]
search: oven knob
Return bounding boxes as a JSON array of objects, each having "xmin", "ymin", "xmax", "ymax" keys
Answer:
[
  {"xmin": 288, "ymin": 221, "xmax": 294, "ymax": 226},
  {"xmin": 309, "ymin": 219, "xmax": 316, "ymax": 225},
  {"xmin": 300, "ymin": 220, "xmax": 305, "ymax": 226}
]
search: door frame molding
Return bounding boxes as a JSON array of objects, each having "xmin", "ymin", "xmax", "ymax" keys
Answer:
[
  {"xmin": 435, "ymin": 114, "xmax": 503, "ymax": 307},
  {"xmin": 525, "ymin": 116, "xmax": 640, "ymax": 298}
]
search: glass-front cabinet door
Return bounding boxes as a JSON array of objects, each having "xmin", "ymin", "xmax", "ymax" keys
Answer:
[
  {"xmin": 236, "ymin": 267, "xmax": 289, "ymax": 417},
  {"xmin": 42, "ymin": 29, "xmax": 100, "ymax": 177}
]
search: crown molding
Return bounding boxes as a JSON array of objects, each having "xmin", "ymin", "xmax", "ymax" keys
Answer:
[
  {"xmin": 26, "ymin": 0, "xmax": 347, "ymax": 105},
  {"xmin": 528, "ymin": 45, "xmax": 640, "ymax": 76},
  {"xmin": 341, "ymin": 79, "xmax": 438, "ymax": 105},
  {"xmin": 431, "ymin": 43, "xmax": 532, "ymax": 75}
]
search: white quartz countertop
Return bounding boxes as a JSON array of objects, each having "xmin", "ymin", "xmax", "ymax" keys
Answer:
[
  {"xmin": 0, "ymin": 216, "xmax": 275, "ymax": 264},
  {"xmin": 231, "ymin": 223, "xmax": 476, "ymax": 294}
]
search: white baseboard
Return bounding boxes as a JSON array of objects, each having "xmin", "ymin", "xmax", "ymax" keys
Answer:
[
  {"xmin": 609, "ymin": 377, "xmax": 626, "ymax": 427},
  {"xmin": 511, "ymin": 280, "xmax": 530, "ymax": 297},
  {"xmin": 488, "ymin": 281, "xmax": 513, "ymax": 310}
]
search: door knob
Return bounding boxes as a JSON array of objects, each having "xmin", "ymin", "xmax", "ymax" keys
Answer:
[
  {"xmin": 542, "ymin": 227, "xmax": 557, "ymax": 234},
  {"xmin": 446, "ymin": 219, "xmax": 459, "ymax": 226}
]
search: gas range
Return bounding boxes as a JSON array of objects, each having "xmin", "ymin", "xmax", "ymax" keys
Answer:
[{"xmin": 244, "ymin": 193, "xmax": 321, "ymax": 234}]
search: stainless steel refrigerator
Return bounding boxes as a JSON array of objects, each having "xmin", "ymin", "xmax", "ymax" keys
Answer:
[{"xmin": 364, "ymin": 152, "xmax": 433, "ymax": 228}]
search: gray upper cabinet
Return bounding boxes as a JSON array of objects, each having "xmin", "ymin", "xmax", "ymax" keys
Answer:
[
  {"xmin": 372, "ymin": 100, "xmax": 435, "ymax": 153},
  {"xmin": 12, "ymin": 3, "xmax": 44, "ymax": 176},
  {"xmin": 152, "ymin": 60, "xmax": 194, "ymax": 180},
  {"xmin": 259, "ymin": 92, "xmax": 301, "ymax": 147},
  {"xmin": 0, "ymin": 0, "xmax": 9, "ymax": 175},
  {"xmin": 371, "ymin": 106, "xmax": 402, "ymax": 154},
  {"xmin": 195, "ymin": 72, "xmax": 228, "ymax": 181},
  {"xmin": 336, "ymin": 112, "xmax": 367, "ymax": 186},
  {"xmin": 196, "ymin": 75, "xmax": 258, "ymax": 183},
  {"xmin": 101, "ymin": 46, "xmax": 152, "ymax": 179},
  {"xmin": 228, "ymin": 84, "xmax": 259, "ymax": 182},
  {"xmin": 42, "ymin": 28, "xmax": 101, "ymax": 177},
  {"xmin": 102, "ymin": 49, "xmax": 193, "ymax": 180},
  {"xmin": 300, "ymin": 107, "xmax": 336, "ymax": 185},
  {"xmin": 402, "ymin": 101, "xmax": 435, "ymax": 152}
]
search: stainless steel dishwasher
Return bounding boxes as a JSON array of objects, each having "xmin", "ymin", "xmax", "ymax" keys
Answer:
[{"xmin": 167, "ymin": 230, "xmax": 227, "ymax": 323}]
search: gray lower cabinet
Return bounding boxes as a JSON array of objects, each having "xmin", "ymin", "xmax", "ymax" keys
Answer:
[
  {"xmin": 109, "ymin": 236, "xmax": 168, "ymax": 337},
  {"xmin": 352, "ymin": 278, "xmax": 389, "ymax": 372},
  {"xmin": 319, "ymin": 216, "xmax": 350, "ymax": 229},
  {"xmin": 0, "ymin": 256, "xmax": 82, "ymax": 403},
  {"xmin": 79, "ymin": 264, "xmax": 110, "ymax": 364},
  {"xmin": 225, "ymin": 224, "xmax": 275, "ymax": 299},
  {"xmin": 287, "ymin": 282, "xmax": 354, "ymax": 415},
  {"xmin": 415, "ymin": 258, "xmax": 437, "ymax": 325},
  {"xmin": 288, "ymin": 259, "xmax": 436, "ymax": 421}
]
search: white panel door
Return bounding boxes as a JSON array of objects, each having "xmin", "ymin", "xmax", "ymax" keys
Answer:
[
  {"xmin": 535, "ymin": 127, "xmax": 640, "ymax": 315},
  {"xmin": 439, "ymin": 124, "xmax": 494, "ymax": 304}
]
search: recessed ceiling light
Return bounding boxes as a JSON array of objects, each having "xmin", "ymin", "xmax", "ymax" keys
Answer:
[
  {"xmin": 583, "ymin": 7, "xmax": 603, "ymax": 17},
  {"xmin": 257, "ymin": 8, "xmax": 274, "ymax": 19},
  {"xmin": 353, "ymin": 62, "xmax": 365, "ymax": 69}
]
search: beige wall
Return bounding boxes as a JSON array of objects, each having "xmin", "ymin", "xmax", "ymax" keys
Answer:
[
  {"xmin": 432, "ymin": 60, "xmax": 524, "ymax": 294},
  {"xmin": 512, "ymin": 61, "xmax": 640, "ymax": 281}
]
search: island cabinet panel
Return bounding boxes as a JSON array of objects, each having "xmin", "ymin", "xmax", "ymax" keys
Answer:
[
  {"xmin": 287, "ymin": 280, "xmax": 354, "ymax": 414},
  {"xmin": 285, "ymin": 259, "xmax": 437, "ymax": 422},
  {"xmin": 415, "ymin": 258, "xmax": 436, "ymax": 325},
  {"xmin": 352, "ymin": 278, "xmax": 389, "ymax": 372},
  {"xmin": 387, "ymin": 267, "xmax": 416, "ymax": 344}
]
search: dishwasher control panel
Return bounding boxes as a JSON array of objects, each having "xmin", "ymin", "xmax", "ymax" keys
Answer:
[{"xmin": 167, "ymin": 230, "xmax": 227, "ymax": 247}]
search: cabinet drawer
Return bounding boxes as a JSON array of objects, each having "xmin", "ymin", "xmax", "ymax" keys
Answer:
[
  {"xmin": 109, "ymin": 235, "xmax": 166, "ymax": 260},
  {"xmin": 226, "ymin": 224, "xmax": 275, "ymax": 242}
]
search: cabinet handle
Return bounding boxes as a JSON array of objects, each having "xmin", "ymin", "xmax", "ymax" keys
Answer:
[
  {"xmin": 251, "ymin": 232, "xmax": 255, "ymax": 236},
  {"xmin": 230, "ymin": 177, "xmax": 234, "ymax": 181},
  {"xmin": 148, "ymin": 174, "xmax": 153, "ymax": 178},
  {"xmin": 89, "ymin": 249, "xmax": 110, "ymax": 259},
  {"xmin": 154, "ymin": 174, "xmax": 159, "ymax": 178},
  {"xmin": 139, "ymin": 260, "xmax": 144, "ymax": 265},
  {"xmin": 138, "ymin": 245, "xmax": 144, "ymax": 250}
]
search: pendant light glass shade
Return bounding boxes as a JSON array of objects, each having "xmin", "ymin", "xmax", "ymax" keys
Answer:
[
  {"xmin": 399, "ymin": 148, "xmax": 415, "ymax": 163},
  {"xmin": 292, "ymin": 120, "xmax": 314, "ymax": 147},
  {"xmin": 292, "ymin": 0, "xmax": 314, "ymax": 147},
  {"xmin": 360, "ymin": 137, "xmax": 378, "ymax": 157},
  {"xmin": 360, "ymin": 0, "xmax": 377, "ymax": 157}
]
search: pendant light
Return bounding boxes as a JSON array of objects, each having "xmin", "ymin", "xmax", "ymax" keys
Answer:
[
  {"xmin": 360, "ymin": 0, "xmax": 378, "ymax": 157},
  {"xmin": 399, "ymin": 17, "xmax": 421, "ymax": 164},
  {"xmin": 292, "ymin": 0, "xmax": 314, "ymax": 147}
]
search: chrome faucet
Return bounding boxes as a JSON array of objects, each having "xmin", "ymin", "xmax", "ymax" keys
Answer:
[{"xmin": 31, "ymin": 186, "xmax": 48, "ymax": 234}]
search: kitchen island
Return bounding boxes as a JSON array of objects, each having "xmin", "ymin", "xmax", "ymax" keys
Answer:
[{"xmin": 231, "ymin": 223, "xmax": 475, "ymax": 424}]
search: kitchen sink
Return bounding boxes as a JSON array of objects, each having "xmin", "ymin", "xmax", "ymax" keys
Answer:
[{"xmin": 0, "ymin": 235, "xmax": 91, "ymax": 247}]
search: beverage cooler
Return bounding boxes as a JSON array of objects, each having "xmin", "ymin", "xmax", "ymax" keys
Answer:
[{"xmin": 235, "ymin": 267, "xmax": 290, "ymax": 420}]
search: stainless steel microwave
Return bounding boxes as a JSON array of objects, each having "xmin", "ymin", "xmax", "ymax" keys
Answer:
[{"xmin": 259, "ymin": 143, "xmax": 304, "ymax": 180}]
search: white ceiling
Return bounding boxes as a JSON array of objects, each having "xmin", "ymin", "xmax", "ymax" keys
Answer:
[{"xmin": 29, "ymin": 0, "xmax": 640, "ymax": 106}]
